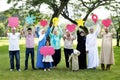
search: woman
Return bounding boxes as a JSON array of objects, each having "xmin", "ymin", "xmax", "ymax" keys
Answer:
[
  {"xmin": 63, "ymin": 30, "xmax": 76, "ymax": 68},
  {"xmin": 49, "ymin": 26, "xmax": 62, "ymax": 67},
  {"xmin": 36, "ymin": 26, "xmax": 50, "ymax": 69},
  {"xmin": 76, "ymin": 29, "xmax": 87, "ymax": 69},
  {"xmin": 100, "ymin": 28, "xmax": 115, "ymax": 70}
]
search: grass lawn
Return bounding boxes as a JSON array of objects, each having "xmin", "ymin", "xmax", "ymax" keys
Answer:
[{"xmin": 0, "ymin": 38, "xmax": 120, "ymax": 80}]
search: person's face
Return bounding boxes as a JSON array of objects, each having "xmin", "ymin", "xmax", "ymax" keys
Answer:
[
  {"xmin": 12, "ymin": 29, "xmax": 16, "ymax": 34},
  {"xmin": 80, "ymin": 32, "xmax": 85, "ymax": 36},
  {"xmin": 54, "ymin": 30, "xmax": 57, "ymax": 35},
  {"xmin": 105, "ymin": 28, "xmax": 108, "ymax": 33},
  {"xmin": 90, "ymin": 28, "xmax": 94, "ymax": 33},
  {"xmin": 46, "ymin": 41, "xmax": 50, "ymax": 46},
  {"xmin": 28, "ymin": 30, "xmax": 32, "ymax": 34},
  {"xmin": 66, "ymin": 31, "xmax": 70, "ymax": 37},
  {"xmin": 41, "ymin": 30, "xmax": 45, "ymax": 34}
]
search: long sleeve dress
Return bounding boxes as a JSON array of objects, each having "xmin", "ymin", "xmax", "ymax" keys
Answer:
[
  {"xmin": 86, "ymin": 26, "xmax": 100, "ymax": 69},
  {"xmin": 36, "ymin": 27, "xmax": 50, "ymax": 68},
  {"xmin": 49, "ymin": 26, "xmax": 62, "ymax": 67},
  {"xmin": 76, "ymin": 30, "xmax": 87, "ymax": 69}
]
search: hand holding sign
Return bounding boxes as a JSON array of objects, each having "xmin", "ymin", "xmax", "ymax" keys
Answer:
[
  {"xmin": 25, "ymin": 15, "xmax": 36, "ymax": 25},
  {"xmin": 76, "ymin": 19, "xmax": 84, "ymax": 27},
  {"xmin": 40, "ymin": 46, "xmax": 55, "ymax": 56},
  {"xmin": 40, "ymin": 20, "xmax": 48, "ymax": 27},
  {"xmin": 66, "ymin": 24, "xmax": 76, "ymax": 32},
  {"xmin": 8, "ymin": 17, "xmax": 19, "ymax": 28},
  {"xmin": 92, "ymin": 14, "xmax": 98, "ymax": 24},
  {"xmin": 52, "ymin": 17, "xmax": 59, "ymax": 27},
  {"xmin": 102, "ymin": 19, "xmax": 112, "ymax": 28}
]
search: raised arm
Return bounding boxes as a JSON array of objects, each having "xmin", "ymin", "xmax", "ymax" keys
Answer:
[
  {"xmin": 94, "ymin": 24, "xmax": 101, "ymax": 35},
  {"xmin": 111, "ymin": 27, "xmax": 116, "ymax": 36},
  {"xmin": 35, "ymin": 27, "xmax": 40, "ymax": 38},
  {"xmin": 58, "ymin": 26, "xmax": 63, "ymax": 38},
  {"xmin": 45, "ymin": 27, "xmax": 50, "ymax": 37},
  {"xmin": 5, "ymin": 27, "xmax": 9, "ymax": 37}
]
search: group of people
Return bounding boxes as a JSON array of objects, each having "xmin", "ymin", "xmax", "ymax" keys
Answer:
[{"xmin": 5, "ymin": 23, "xmax": 115, "ymax": 72}]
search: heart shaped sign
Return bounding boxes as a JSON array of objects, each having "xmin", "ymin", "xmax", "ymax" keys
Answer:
[
  {"xmin": 40, "ymin": 46, "xmax": 55, "ymax": 56},
  {"xmin": 8, "ymin": 17, "xmax": 19, "ymax": 28},
  {"xmin": 40, "ymin": 20, "xmax": 48, "ymax": 27},
  {"xmin": 92, "ymin": 14, "xmax": 98, "ymax": 24},
  {"xmin": 102, "ymin": 19, "xmax": 112, "ymax": 28},
  {"xmin": 66, "ymin": 24, "xmax": 76, "ymax": 32}
]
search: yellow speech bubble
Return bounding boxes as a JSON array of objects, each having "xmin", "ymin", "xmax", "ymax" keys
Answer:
[{"xmin": 52, "ymin": 17, "xmax": 59, "ymax": 27}]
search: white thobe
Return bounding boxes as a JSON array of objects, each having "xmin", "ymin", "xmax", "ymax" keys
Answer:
[{"xmin": 86, "ymin": 25, "xmax": 100, "ymax": 69}]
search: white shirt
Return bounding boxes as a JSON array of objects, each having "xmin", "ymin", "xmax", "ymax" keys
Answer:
[
  {"xmin": 42, "ymin": 55, "xmax": 53, "ymax": 62},
  {"xmin": 64, "ymin": 35, "xmax": 76, "ymax": 49},
  {"xmin": 7, "ymin": 33, "xmax": 20, "ymax": 51}
]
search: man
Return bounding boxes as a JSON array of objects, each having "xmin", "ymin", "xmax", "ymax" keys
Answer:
[
  {"xmin": 5, "ymin": 27, "xmax": 21, "ymax": 71},
  {"xmin": 86, "ymin": 25, "xmax": 101, "ymax": 69},
  {"xmin": 100, "ymin": 28, "xmax": 115, "ymax": 70},
  {"xmin": 23, "ymin": 27, "xmax": 36, "ymax": 70},
  {"xmin": 63, "ymin": 30, "xmax": 76, "ymax": 68}
]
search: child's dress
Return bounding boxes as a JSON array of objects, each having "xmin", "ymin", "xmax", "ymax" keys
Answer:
[
  {"xmin": 42, "ymin": 55, "xmax": 53, "ymax": 62},
  {"xmin": 68, "ymin": 49, "xmax": 80, "ymax": 71},
  {"xmin": 42, "ymin": 55, "xmax": 53, "ymax": 69}
]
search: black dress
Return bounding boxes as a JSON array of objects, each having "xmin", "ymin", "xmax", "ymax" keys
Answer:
[{"xmin": 76, "ymin": 30, "xmax": 87, "ymax": 69}]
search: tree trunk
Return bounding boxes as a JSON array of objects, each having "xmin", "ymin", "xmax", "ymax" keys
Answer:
[
  {"xmin": 116, "ymin": 31, "xmax": 119, "ymax": 46},
  {"xmin": 49, "ymin": 0, "xmax": 69, "ymax": 27},
  {"xmin": 116, "ymin": 28, "xmax": 120, "ymax": 46}
]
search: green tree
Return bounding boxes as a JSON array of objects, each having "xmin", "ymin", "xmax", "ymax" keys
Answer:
[
  {"xmin": 105, "ymin": 0, "xmax": 120, "ymax": 46},
  {"xmin": 7, "ymin": 0, "xmax": 114, "ymax": 34},
  {"xmin": 0, "ymin": 23, "xmax": 5, "ymax": 39}
]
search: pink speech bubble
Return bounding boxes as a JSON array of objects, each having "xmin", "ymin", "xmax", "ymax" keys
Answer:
[
  {"xmin": 92, "ymin": 14, "xmax": 98, "ymax": 24},
  {"xmin": 8, "ymin": 17, "xmax": 19, "ymax": 28},
  {"xmin": 102, "ymin": 19, "xmax": 112, "ymax": 28},
  {"xmin": 40, "ymin": 46, "xmax": 55, "ymax": 56},
  {"xmin": 40, "ymin": 20, "xmax": 48, "ymax": 27},
  {"xmin": 66, "ymin": 24, "xmax": 76, "ymax": 32}
]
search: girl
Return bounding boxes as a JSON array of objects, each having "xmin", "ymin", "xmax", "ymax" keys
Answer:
[{"xmin": 42, "ymin": 40, "xmax": 54, "ymax": 71}]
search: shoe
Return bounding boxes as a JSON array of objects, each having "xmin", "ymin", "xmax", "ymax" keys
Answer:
[
  {"xmin": 10, "ymin": 69, "xmax": 13, "ymax": 71},
  {"xmin": 17, "ymin": 69, "xmax": 21, "ymax": 72},
  {"xmin": 48, "ymin": 69, "xmax": 50, "ymax": 71},
  {"xmin": 44, "ymin": 69, "xmax": 46, "ymax": 71},
  {"xmin": 32, "ymin": 68, "xmax": 37, "ymax": 70},
  {"xmin": 24, "ymin": 68, "xmax": 28, "ymax": 70}
]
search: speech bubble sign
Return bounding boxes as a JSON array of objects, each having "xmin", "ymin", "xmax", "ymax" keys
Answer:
[
  {"xmin": 66, "ymin": 24, "xmax": 76, "ymax": 32},
  {"xmin": 52, "ymin": 17, "xmax": 59, "ymax": 27},
  {"xmin": 40, "ymin": 46, "xmax": 55, "ymax": 56},
  {"xmin": 8, "ymin": 17, "xmax": 19, "ymax": 28}
]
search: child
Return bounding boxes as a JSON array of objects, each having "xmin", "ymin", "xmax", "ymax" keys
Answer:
[
  {"xmin": 23, "ymin": 27, "xmax": 36, "ymax": 70},
  {"xmin": 42, "ymin": 40, "xmax": 54, "ymax": 71},
  {"xmin": 68, "ymin": 49, "xmax": 80, "ymax": 71}
]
